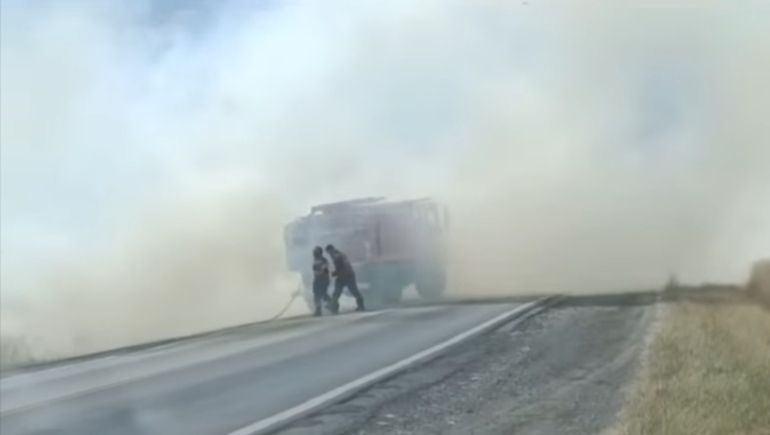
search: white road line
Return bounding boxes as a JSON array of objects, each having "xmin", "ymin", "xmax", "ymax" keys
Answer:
[{"xmin": 226, "ymin": 299, "xmax": 547, "ymax": 435}]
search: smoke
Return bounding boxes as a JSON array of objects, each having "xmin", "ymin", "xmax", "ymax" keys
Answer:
[
  {"xmin": 442, "ymin": 3, "xmax": 770, "ymax": 293},
  {"xmin": 1, "ymin": 0, "xmax": 769, "ymax": 360},
  {"xmin": 443, "ymin": 3, "xmax": 770, "ymax": 293}
]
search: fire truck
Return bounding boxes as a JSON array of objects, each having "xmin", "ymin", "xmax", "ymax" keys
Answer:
[{"xmin": 283, "ymin": 197, "xmax": 449, "ymax": 309}]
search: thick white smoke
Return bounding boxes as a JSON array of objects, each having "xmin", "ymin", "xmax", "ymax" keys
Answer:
[
  {"xmin": 444, "ymin": 3, "xmax": 770, "ymax": 293},
  {"xmin": 1, "ymin": 0, "xmax": 768, "ymax": 362}
]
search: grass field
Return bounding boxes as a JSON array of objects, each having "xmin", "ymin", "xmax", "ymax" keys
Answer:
[{"xmin": 612, "ymin": 289, "xmax": 770, "ymax": 435}]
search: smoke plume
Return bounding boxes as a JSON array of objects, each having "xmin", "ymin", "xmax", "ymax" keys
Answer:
[{"xmin": 1, "ymin": 0, "xmax": 769, "ymax": 361}]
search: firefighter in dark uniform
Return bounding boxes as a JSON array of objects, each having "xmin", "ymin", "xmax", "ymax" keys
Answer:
[
  {"xmin": 311, "ymin": 246, "xmax": 331, "ymax": 316},
  {"xmin": 326, "ymin": 244, "xmax": 366, "ymax": 313}
]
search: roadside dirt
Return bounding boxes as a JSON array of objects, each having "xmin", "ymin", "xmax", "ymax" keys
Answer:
[{"xmin": 278, "ymin": 293, "xmax": 655, "ymax": 435}]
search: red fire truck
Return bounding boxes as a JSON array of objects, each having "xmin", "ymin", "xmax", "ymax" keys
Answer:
[{"xmin": 284, "ymin": 197, "xmax": 449, "ymax": 309}]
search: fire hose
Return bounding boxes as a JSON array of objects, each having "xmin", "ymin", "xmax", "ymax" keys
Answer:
[{"xmin": 264, "ymin": 285, "xmax": 302, "ymax": 322}]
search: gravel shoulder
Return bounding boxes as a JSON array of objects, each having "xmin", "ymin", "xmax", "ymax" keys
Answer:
[{"xmin": 278, "ymin": 293, "xmax": 655, "ymax": 435}]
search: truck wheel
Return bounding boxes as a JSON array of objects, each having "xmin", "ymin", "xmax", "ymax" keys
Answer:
[
  {"xmin": 416, "ymin": 268, "xmax": 446, "ymax": 300},
  {"xmin": 381, "ymin": 286, "xmax": 404, "ymax": 305},
  {"xmin": 362, "ymin": 283, "xmax": 402, "ymax": 309}
]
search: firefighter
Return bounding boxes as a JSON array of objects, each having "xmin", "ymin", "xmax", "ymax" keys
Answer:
[
  {"xmin": 311, "ymin": 246, "xmax": 331, "ymax": 316},
  {"xmin": 326, "ymin": 244, "xmax": 366, "ymax": 313}
]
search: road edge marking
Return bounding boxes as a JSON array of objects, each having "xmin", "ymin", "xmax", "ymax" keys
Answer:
[{"xmin": 226, "ymin": 296, "xmax": 555, "ymax": 435}]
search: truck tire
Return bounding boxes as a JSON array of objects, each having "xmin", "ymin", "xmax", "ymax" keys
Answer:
[
  {"xmin": 361, "ymin": 285, "xmax": 392, "ymax": 310},
  {"xmin": 416, "ymin": 266, "xmax": 446, "ymax": 300},
  {"xmin": 367, "ymin": 265, "xmax": 406, "ymax": 308},
  {"xmin": 381, "ymin": 285, "xmax": 404, "ymax": 305}
]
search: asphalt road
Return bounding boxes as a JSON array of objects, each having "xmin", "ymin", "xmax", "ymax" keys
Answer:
[
  {"xmin": 278, "ymin": 292, "xmax": 656, "ymax": 435},
  {"xmin": 0, "ymin": 302, "xmax": 534, "ymax": 435}
]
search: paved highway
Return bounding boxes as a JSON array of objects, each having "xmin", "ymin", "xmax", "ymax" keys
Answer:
[{"xmin": 0, "ymin": 301, "xmax": 537, "ymax": 435}]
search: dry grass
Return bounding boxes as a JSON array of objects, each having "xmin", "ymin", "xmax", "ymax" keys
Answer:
[{"xmin": 613, "ymin": 290, "xmax": 770, "ymax": 435}]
